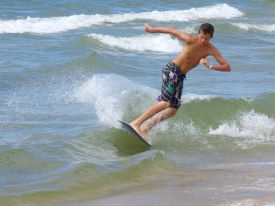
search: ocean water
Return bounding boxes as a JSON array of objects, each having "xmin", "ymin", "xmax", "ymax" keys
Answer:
[{"xmin": 0, "ymin": 1, "xmax": 275, "ymax": 205}]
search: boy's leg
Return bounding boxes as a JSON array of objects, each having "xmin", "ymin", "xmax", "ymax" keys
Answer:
[
  {"xmin": 141, "ymin": 107, "xmax": 177, "ymax": 133},
  {"xmin": 130, "ymin": 101, "xmax": 170, "ymax": 138}
]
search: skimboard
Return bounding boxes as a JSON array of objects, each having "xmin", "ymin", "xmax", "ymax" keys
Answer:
[{"xmin": 118, "ymin": 120, "xmax": 151, "ymax": 147}]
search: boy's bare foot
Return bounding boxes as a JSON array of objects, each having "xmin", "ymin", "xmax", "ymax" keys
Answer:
[{"xmin": 130, "ymin": 122, "xmax": 149, "ymax": 141}]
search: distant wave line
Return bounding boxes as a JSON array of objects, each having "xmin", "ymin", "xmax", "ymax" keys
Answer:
[
  {"xmin": 0, "ymin": 4, "xmax": 243, "ymax": 34},
  {"xmin": 232, "ymin": 23, "xmax": 275, "ymax": 33},
  {"xmin": 87, "ymin": 33, "xmax": 183, "ymax": 53}
]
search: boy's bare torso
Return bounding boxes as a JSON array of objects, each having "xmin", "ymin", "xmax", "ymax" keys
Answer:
[{"xmin": 173, "ymin": 36, "xmax": 213, "ymax": 74}]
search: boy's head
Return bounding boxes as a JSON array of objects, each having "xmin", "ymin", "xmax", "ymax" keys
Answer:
[
  {"xmin": 198, "ymin": 23, "xmax": 214, "ymax": 46},
  {"xmin": 199, "ymin": 23, "xmax": 214, "ymax": 37}
]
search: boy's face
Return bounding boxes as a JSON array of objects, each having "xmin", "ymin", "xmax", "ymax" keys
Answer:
[{"xmin": 198, "ymin": 31, "xmax": 212, "ymax": 46}]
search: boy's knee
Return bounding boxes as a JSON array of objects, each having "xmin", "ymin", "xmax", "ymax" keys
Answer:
[
  {"xmin": 160, "ymin": 101, "xmax": 171, "ymax": 108},
  {"xmin": 170, "ymin": 108, "xmax": 177, "ymax": 116},
  {"xmin": 161, "ymin": 108, "xmax": 177, "ymax": 120}
]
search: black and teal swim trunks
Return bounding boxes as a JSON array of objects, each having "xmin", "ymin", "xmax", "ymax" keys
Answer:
[{"xmin": 157, "ymin": 61, "xmax": 186, "ymax": 109}]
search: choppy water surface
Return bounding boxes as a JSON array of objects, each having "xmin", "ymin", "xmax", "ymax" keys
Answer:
[{"xmin": 0, "ymin": 1, "xmax": 275, "ymax": 205}]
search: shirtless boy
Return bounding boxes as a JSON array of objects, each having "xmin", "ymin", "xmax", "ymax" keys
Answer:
[{"xmin": 130, "ymin": 23, "xmax": 231, "ymax": 141}]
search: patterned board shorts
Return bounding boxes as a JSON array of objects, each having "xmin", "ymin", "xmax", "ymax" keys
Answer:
[{"xmin": 157, "ymin": 61, "xmax": 186, "ymax": 109}]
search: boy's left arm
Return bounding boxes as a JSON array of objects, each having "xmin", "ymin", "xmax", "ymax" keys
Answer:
[{"xmin": 200, "ymin": 48, "xmax": 231, "ymax": 72}]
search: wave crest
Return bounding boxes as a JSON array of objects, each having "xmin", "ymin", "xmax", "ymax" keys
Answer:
[
  {"xmin": 88, "ymin": 33, "xmax": 182, "ymax": 53},
  {"xmin": 232, "ymin": 23, "xmax": 275, "ymax": 33},
  {"xmin": 0, "ymin": 4, "xmax": 243, "ymax": 34},
  {"xmin": 209, "ymin": 111, "xmax": 275, "ymax": 148}
]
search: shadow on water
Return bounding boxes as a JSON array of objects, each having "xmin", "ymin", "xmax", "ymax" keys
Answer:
[{"xmin": 107, "ymin": 129, "xmax": 150, "ymax": 156}]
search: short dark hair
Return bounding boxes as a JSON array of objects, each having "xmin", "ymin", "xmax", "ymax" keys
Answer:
[{"xmin": 199, "ymin": 23, "xmax": 214, "ymax": 37}]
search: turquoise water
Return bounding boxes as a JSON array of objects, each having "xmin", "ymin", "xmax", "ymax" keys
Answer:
[{"xmin": 1, "ymin": 1, "xmax": 275, "ymax": 205}]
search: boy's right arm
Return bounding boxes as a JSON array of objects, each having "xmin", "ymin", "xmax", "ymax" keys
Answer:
[{"xmin": 144, "ymin": 23, "xmax": 192, "ymax": 43}]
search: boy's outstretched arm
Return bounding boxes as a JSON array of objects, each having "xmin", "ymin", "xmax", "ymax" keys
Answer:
[{"xmin": 144, "ymin": 23, "xmax": 192, "ymax": 43}]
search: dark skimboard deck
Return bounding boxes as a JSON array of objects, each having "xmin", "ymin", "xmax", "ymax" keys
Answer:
[{"xmin": 118, "ymin": 120, "xmax": 152, "ymax": 147}]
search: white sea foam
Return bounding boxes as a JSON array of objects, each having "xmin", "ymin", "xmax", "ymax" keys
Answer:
[
  {"xmin": 74, "ymin": 74, "xmax": 131, "ymax": 127},
  {"xmin": 74, "ymin": 74, "xmax": 156, "ymax": 128},
  {"xmin": 0, "ymin": 4, "xmax": 243, "ymax": 34},
  {"xmin": 88, "ymin": 33, "xmax": 182, "ymax": 53},
  {"xmin": 151, "ymin": 120, "xmax": 201, "ymax": 137},
  {"xmin": 182, "ymin": 93, "xmax": 215, "ymax": 103},
  {"xmin": 232, "ymin": 23, "xmax": 275, "ymax": 33},
  {"xmin": 209, "ymin": 111, "xmax": 275, "ymax": 148},
  {"xmin": 219, "ymin": 199, "xmax": 255, "ymax": 206}
]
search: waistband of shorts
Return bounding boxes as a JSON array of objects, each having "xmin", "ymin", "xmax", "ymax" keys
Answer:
[{"xmin": 170, "ymin": 61, "xmax": 186, "ymax": 79}]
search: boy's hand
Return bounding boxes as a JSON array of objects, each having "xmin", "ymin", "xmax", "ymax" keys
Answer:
[
  {"xmin": 200, "ymin": 58, "xmax": 213, "ymax": 69},
  {"xmin": 144, "ymin": 23, "xmax": 154, "ymax": 32}
]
